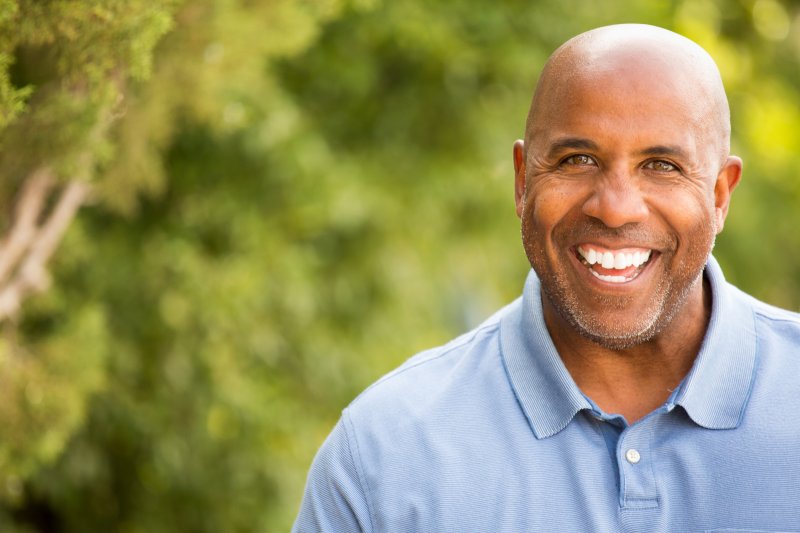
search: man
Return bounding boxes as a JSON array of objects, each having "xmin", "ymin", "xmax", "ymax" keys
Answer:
[{"xmin": 294, "ymin": 24, "xmax": 800, "ymax": 532}]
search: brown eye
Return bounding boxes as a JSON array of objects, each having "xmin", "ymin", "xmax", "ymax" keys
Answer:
[
  {"xmin": 563, "ymin": 154, "xmax": 596, "ymax": 166},
  {"xmin": 645, "ymin": 160, "xmax": 677, "ymax": 172}
]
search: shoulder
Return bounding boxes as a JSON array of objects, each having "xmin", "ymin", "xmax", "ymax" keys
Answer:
[
  {"xmin": 725, "ymin": 283, "xmax": 800, "ymax": 365},
  {"xmin": 727, "ymin": 282, "xmax": 800, "ymax": 329},
  {"xmin": 350, "ymin": 300, "xmax": 517, "ymax": 408},
  {"xmin": 344, "ymin": 299, "xmax": 520, "ymax": 428}
]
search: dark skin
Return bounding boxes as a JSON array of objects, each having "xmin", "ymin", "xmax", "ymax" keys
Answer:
[{"xmin": 513, "ymin": 25, "xmax": 742, "ymax": 423}]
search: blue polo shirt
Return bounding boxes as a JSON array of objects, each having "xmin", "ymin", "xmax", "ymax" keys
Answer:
[{"xmin": 294, "ymin": 257, "xmax": 800, "ymax": 532}]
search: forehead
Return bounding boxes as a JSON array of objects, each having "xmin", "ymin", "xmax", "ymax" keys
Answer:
[{"xmin": 529, "ymin": 66, "xmax": 712, "ymax": 157}]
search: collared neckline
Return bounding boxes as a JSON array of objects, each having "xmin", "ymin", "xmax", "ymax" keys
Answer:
[
  {"xmin": 671, "ymin": 256, "xmax": 757, "ymax": 429},
  {"xmin": 499, "ymin": 256, "xmax": 757, "ymax": 439},
  {"xmin": 499, "ymin": 271, "xmax": 591, "ymax": 439}
]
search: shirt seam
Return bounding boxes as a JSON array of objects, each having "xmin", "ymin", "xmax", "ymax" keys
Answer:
[
  {"xmin": 342, "ymin": 409, "xmax": 375, "ymax": 533},
  {"xmin": 737, "ymin": 311, "xmax": 761, "ymax": 428},
  {"xmin": 753, "ymin": 308, "xmax": 800, "ymax": 325},
  {"xmin": 725, "ymin": 297, "xmax": 760, "ymax": 429},
  {"xmin": 353, "ymin": 321, "xmax": 501, "ymax": 403}
]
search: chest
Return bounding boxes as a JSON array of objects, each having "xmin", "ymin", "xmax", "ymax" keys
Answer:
[{"xmin": 359, "ymin": 411, "xmax": 800, "ymax": 532}]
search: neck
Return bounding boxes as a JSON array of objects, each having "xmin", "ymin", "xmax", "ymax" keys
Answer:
[{"xmin": 544, "ymin": 277, "xmax": 712, "ymax": 424}]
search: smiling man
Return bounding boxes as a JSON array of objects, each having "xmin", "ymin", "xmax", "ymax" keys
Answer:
[
  {"xmin": 512, "ymin": 24, "xmax": 743, "ymax": 426},
  {"xmin": 294, "ymin": 25, "xmax": 800, "ymax": 532}
]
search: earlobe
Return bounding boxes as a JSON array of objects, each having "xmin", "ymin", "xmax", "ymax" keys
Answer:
[
  {"xmin": 714, "ymin": 155, "xmax": 743, "ymax": 233},
  {"xmin": 513, "ymin": 140, "xmax": 526, "ymax": 218}
]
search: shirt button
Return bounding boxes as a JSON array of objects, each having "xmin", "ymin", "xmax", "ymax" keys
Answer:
[{"xmin": 625, "ymin": 449, "xmax": 641, "ymax": 464}]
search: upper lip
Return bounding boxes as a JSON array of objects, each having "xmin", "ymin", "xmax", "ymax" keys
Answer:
[{"xmin": 574, "ymin": 242, "xmax": 655, "ymax": 253}]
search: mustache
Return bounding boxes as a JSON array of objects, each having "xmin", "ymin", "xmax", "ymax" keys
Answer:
[{"xmin": 559, "ymin": 219, "xmax": 674, "ymax": 249}]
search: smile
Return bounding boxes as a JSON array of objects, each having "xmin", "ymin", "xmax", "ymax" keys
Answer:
[{"xmin": 576, "ymin": 245, "xmax": 654, "ymax": 284}]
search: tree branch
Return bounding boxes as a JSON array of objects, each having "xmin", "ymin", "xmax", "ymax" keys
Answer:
[
  {"xmin": 0, "ymin": 168, "xmax": 54, "ymax": 284},
  {"xmin": 0, "ymin": 176, "xmax": 90, "ymax": 321}
]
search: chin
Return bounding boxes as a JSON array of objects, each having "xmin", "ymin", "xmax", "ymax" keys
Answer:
[
  {"xmin": 559, "ymin": 302, "xmax": 666, "ymax": 350},
  {"xmin": 542, "ymin": 269, "xmax": 702, "ymax": 352}
]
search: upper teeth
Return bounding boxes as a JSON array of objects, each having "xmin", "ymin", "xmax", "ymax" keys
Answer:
[{"xmin": 578, "ymin": 246, "xmax": 651, "ymax": 270}]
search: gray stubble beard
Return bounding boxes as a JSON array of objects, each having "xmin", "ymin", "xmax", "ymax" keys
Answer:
[{"xmin": 521, "ymin": 216, "xmax": 714, "ymax": 352}]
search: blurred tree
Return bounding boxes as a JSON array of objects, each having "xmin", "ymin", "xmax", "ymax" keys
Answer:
[
  {"xmin": 1, "ymin": 0, "xmax": 360, "ymax": 531},
  {"xmin": 0, "ymin": 1, "xmax": 179, "ymax": 525},
  {"xmin": 0, "ymin": 0, "xmax": 798, "ymax": 531},
  {"xmin": 0, "ymin": 0, "xmax": 180, "ymax": 319}
]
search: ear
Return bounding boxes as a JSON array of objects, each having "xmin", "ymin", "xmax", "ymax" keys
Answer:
[
  {"xmin": 713, "ymin": 155, "xmax": 742, "ymax": 234},
  {"xmin": 513, "ymin": 140, "xmax": 526, "ymax": 218}
]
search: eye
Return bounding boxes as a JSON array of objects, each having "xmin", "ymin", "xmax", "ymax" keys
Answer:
[
  {"xmin": 562, "ymin": 154, "xmax": 596, "ymax": 167},
  {"xmin": 644, "ymin": 160, "xmax": 678, "ymax": 172}
]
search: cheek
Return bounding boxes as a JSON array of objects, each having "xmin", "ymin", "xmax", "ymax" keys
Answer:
[
  {"xmin": 526, "ymin": 182, "xmax": 583, "ymax": 232},
  {"xmin": 648, "ymin": 188, "xmax": 717, "ymax": 246},
  {"xmin": 660, "ymin": 198, "xmax": 708, "ymax": 223}
]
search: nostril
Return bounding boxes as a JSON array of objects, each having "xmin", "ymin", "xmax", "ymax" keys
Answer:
[{"xmin": 582, "ymin": 186, "xmax": 648, "ymax": 228}]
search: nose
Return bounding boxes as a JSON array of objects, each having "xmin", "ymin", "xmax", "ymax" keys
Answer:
[{"xmin": 581, "ymin": 169, "xmax": 649, "ymax": 228}]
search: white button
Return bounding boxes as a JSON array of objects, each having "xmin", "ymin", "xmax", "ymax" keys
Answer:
[{"xmin": 625, "ymin": 449, "xmax": 641, "ymax": 464}]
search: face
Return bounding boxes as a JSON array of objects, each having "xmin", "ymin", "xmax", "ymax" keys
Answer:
[{"xmin": 514, "ymin": 68, "xmax": 741, "ymax": 349}]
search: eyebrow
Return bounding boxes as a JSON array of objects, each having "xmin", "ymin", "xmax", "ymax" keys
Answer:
[
  {"xmin": 546, "ymin": 137, "xmax": 599, "ymax": 159},
  {"xmin": 638, "ymin": 145, "xmax": 689, "ymax": 159},
  {"xmin": 544, "ymin": 138, "xmax": 690, "ymax": 160}
]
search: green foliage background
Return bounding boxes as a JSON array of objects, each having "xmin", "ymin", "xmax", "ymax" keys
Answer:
[{"xmin": 1, "ymin": 0, "xmax": 799, "ymax": 530}]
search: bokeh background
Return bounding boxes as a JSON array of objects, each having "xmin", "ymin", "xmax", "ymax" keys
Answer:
[{"xmin": 0, "ymin": 0, "xmax": 798, "ymax": 531}]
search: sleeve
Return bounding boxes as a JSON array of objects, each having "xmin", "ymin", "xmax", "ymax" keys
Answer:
[{"xmin": 292, "ymin": 413, "xmax": 373, "ymax": 533}]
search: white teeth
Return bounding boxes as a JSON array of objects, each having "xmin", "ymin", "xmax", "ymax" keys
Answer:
[
  {"xmin": 578, "ymin": 246, "xmax": 653, "ymax": 270},
  {"xmin": 590, "ymin": 270, "xmax": 630, "ymax": 283}
]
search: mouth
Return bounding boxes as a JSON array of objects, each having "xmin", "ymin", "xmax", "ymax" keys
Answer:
[{"xmin": 574, "ymin": 244, "xmax": 656, "ymax": 284}]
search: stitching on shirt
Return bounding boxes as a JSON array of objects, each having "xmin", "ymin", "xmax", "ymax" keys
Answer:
[
  {"xmin": 343, "ymin": 409, "xmax": 375, "ymax": 533},
  {"xmin": 753, "ymin": 307, "xmax": 800, "ymax": 325},
  {"xmin": 497, "ymin": 334, "xmax": 540, "ymax": 437},
  {"xmin": 352, "ymin": 319, "xmax": 502, "ymax": 404},
  {"xmin": 737, "ymin": 313, "xmax": 762, "ymax": 427},
  {"xmin": 735, "ymin": 282, "xmax": 800, "ymax": 325},
  {"xmin": 642, "ymin": 420, "xmax": 661, "ymax": 506}
]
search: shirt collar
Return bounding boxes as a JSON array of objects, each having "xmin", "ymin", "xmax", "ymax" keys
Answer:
[
  {"xmin": 499, "ymin": 271, "xmax": 591, "ymax": 439},
  {"xmin": 499, "ymin": 255, "xmax": 757, "ymax": 439},
  {"xmin": 671, "ymin": 255, "xmax": 757, "ymax": 429}
]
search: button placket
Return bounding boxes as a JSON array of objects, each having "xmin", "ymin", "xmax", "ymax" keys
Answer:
[{"xmin": 618, "ymin": 423, "xmax": 658, "ymax": 509}]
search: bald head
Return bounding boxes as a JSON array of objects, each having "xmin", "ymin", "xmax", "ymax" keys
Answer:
[{"xmin": 526, "ymin": 24, "xmax": 731, "ymax": 163}]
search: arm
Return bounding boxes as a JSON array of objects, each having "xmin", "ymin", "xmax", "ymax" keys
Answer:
[{"xmin": 293, "ymin": 414, "xmax": 373, "ymax": 533}]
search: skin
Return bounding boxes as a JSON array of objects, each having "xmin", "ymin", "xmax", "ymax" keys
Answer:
[{"xmin": 513, "ymin": 25, "xmax": 742, "ymax": 423}]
